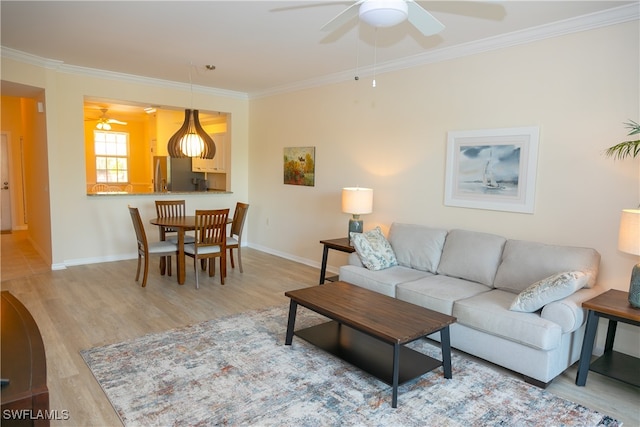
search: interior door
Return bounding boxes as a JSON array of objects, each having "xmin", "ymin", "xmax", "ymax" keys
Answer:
[{"xmin": 1, "ymin": 134, "xmax": 12, "ymax": 231}]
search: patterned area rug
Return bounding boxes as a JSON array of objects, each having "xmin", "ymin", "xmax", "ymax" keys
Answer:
[{"xmin": 81, "ymin": 305, "xmax": 620, "ymax": 426}]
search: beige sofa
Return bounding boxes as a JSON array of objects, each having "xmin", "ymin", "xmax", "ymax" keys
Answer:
[{"xmin": 339, "ymin": 222, "xmax": 603, "ymax": 387}]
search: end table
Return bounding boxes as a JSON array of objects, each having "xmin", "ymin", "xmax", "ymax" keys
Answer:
[
  {"xmin": 318, "ymin": 238, "xmax": 355, "ymax": 284},
  {"xmin": 575, "ymin": 289, "xmax": 640, "ymax": 387}
]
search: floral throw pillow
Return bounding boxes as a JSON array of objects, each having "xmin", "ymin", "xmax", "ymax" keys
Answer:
[
  {"xmin": 350, "ymin": 227, "xmax": 398, "ymax": 271},
  {"xmin": 509, "ymin": 271, "xmax": 587, "ymax": 313}
]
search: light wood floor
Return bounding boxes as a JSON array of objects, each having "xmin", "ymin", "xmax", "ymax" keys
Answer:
[{"xmin": 1, "ymin": 232, "xmax": 638, "ymax": 426}]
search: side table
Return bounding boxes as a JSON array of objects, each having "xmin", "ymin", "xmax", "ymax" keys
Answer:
[
  {"xmin": 575, "ymin": 289, "xmax": 640, "ymax": 387},
  {"xmin": 318, "ymin": 238, "xmax": 355, "ymax": 284}
]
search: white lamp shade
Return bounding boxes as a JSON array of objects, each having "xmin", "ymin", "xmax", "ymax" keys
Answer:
[
  {"xmin": 359, "ymin": 0, "xmax": 408, "ymax": 28},
  {"xmin": 618, "ymin": 209, "xmax": 640, "ymax": 256},
  {"xmin": 342, "ymin": 187, "xmax": 373, "ymax": 215}
]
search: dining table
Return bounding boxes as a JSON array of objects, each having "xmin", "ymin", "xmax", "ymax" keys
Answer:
[{"xmin": 150, "ymin": 215, "xmax": 232, "ymax": 285}]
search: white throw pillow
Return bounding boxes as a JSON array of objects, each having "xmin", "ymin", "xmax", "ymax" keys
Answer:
[
  {"xmin": 509, "ymin": 271, "xmax": 588, "ymax": 313},
  {"xmin": 350, "ymin": 227, "xmax": 398, "ymax": 271}
]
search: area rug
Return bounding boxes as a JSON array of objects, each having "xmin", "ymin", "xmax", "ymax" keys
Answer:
[{"xmin": 81, "ymin": 305, "xmax": 620, "ymax": 427}]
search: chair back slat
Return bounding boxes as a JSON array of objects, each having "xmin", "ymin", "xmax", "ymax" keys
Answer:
[
  {"xmin": 128, "ymin": 206, "xmax": 148, "ymax": 254},
  {"xmin": 230, "ymin": 202, "xmax": 249, "ymax": 238},
  {"xmin": 155, "ymin": 200, "xmax": 187, "ymax": 235},
  {"xmin": 155, "ymin": 200, "xmax": 187, "ymax": 218},
  {"xmin": 91, "ymin": 183, "xmax": 110, "ymax": 192},
  {"xmin": 195, "ymin": 209, "xmax": 229, "ymax": 248}
]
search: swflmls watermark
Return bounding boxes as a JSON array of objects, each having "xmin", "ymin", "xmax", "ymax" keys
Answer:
[{"xmin": 2, "ymin": 409, "xmax": 70, "ymax": 421}]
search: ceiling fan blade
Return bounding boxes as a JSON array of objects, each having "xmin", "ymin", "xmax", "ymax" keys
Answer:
[
  {"xmin": 107, "ymin": 118, "xmax": 127, "ymax": 125},
  {"xmin": 271, "ymin": 2, "xmax": 353, "ymax": 13},
  {"xmin": 407, "ymin": 0, "xmax": 445, "ymax": 36},
  {"xmin": 320, "ymin": 0, "xmax": 364, "ymax": 32}
]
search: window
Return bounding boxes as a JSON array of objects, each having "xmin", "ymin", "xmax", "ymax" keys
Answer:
[{"xmin": 95, "ymin": 131, "xmax": 129, "ymax": 183}]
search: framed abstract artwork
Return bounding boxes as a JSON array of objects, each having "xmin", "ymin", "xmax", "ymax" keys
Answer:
[
  {"xmin": 444, "ymin": 126, "xmax": 540, "ymax": 213},
  {"xmin": 283, "ymin": 146, "xmax": 315, "ymax": 186}
]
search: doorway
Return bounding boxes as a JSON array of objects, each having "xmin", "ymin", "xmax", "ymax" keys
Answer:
[
  {"xmin": 1, "ymin": 81, "xmax": 52, "ymax": 267},
  {"xmin": 1, "ymin": 133, "xmax": 11, "ymax": 232}
]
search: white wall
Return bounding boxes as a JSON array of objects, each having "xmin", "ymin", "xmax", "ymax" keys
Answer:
[
  {"xmin": 1, "ymin": 57, "xmax": 250, "ymax": 267},
  {"xmin": 248, "ymin": 22, "xmax": 639, "ymax": 354}
]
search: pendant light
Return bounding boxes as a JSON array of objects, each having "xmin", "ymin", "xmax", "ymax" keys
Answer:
[
  {"xmin": 167, "ymin": 109, "xmax": 215, "ymax": 158},
  {"xmin": 167, "ymin": 64, "xmax": 216, "ymax": 159}
]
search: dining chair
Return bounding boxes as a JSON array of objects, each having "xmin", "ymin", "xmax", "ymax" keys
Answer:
[
  {"xmin": 128, "ymin": 206, "xmax": 178, "ymax": 287},
  {"xmin": 91, "ymin": 183, "xmax": 109, "ymax": 192},
  {"xmin": 155, "ymin": 199, "xmax": 195, "ymax": 274},
  {"xmin": 184, "ymin": 209, "xmax": 229, "ymax": 289},
  {"xmin": 226, "ymin": 202, "xmax": 249, "ymax": 273}
]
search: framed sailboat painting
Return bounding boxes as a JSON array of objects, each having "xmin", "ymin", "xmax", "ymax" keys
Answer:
[{"xmin": 444, "ymin": 126, "xmax": 540, "ymax": 213}]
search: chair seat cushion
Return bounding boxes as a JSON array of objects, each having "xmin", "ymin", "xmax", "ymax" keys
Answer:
[
  {"xmin": 184, "ymin": 244, "xmax": 221, "ymax": 255},
  {"xmin": 148, "ymin": 241, "xmax": 178, "ymax": 254},
  {"xmin": 226, "ymin": 237, "xmax": 239, "ymax": 246},
  {"xmin": 167, "ymin": 235, "xmax": 196, "ymax": 244}
]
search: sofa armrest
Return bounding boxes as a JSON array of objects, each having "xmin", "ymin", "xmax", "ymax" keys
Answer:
[
  {"xmin": 540, "ymin": 286, "xmax": 606, "ymax": 333},
  {"xmin": 347, "ymin": 252, "xmax": 364, "ymax": 267}
]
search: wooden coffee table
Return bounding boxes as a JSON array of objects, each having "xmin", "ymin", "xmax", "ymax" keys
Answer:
[{"xmin": 284, "ymin": 281, "xmax": 456, "ymax": 408}]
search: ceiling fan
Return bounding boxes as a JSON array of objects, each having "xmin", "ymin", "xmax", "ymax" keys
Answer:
[
  {"xmin": 321, "ymin": 0, "xmax": 445, "ymax": 36},
  {"xmin": 87, "ymin": 108, "xmax": 128, "ymax": 130}
]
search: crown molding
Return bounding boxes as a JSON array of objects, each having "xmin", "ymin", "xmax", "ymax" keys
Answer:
[
  {"xmin": 249, "ymin": 3, "xmax": 640, "ymax": 99},
  {"xmin": 56, "ymin": 63, "xmax": 249, "ymax": 100},
  {"xmin": 2, "ymin": 3, "xmax": 638, "ymax": 101},
  {"xmin": 1, "ymin": 47, "xmax": 64, "ymax": 70},
  {"xmin": 0, "ymin": 46, "xmax": 249, "ymax": 100}
]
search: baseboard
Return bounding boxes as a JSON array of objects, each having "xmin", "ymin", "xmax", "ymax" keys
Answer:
[{"xmin": 247, "ymin": 242, "xmax": 338, "ymax": 276}]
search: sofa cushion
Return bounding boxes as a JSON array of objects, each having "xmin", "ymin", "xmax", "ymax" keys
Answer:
[
  {"xmin": 453, "ymin": 290, "xmax": 562, "ymax": 351},
  {"xmin": 494, "ymin": 240, "xmax": 601, "ymax": 293},
  {"xmin": 387, "ymin": 223, "xmax": 448, "ymax": 274},
  {"xmin": 350, "ymin": 227, "xmax": 398, "ymax": 271},
  {"xmin": 509, "ymin": 271, "xmax": 587, "ymax": 313},
  {"xmin": 436, "ymin": 229, "xmax": 506, "ymax": 287},
  {"xmin": 396, "ymin": 275, "xmax": 491, "ymax": 315},
  {"xmin": 339, "ymin": 265, "xmax": 431, "ymax": 297}
]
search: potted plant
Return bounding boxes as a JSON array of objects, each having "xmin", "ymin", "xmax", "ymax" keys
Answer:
[
  {"xmin": 606, "ymin": 120, "xmax": 640, "ymax": 307},
  {"xmin": 605, "ymin": 120, "xmax": 640, "ymax": 159}
]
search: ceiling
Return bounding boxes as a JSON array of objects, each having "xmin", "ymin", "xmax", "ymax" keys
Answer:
[{"xmin": 1, "ymin": 1, "xmax": 638, "ymax": 97}]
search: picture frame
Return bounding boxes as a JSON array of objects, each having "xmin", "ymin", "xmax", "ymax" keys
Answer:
[
  {"xmin": 283, "ymin": 146, "xmax": 315, "ymax": 186},
  {"xmin": 444, "ymin": 126, "xmax": 540, "ymax": 214}
]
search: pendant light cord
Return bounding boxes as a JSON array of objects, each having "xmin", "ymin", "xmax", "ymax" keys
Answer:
[{"xmin": 188, "ymin": 61, "xmax": 194, "ymax": 109}]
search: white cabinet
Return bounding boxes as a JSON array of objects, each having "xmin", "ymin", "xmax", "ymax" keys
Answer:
[
  {"xmin": 191, "ymin": 133, "xmax": 227, "ymax": 173},
  {"xmin": 192, "ymin": 158, "xmax": 220, "ymax": 173},
  {"xmin": 191, "ymin": 132, "xmax": 230, "ymax": 191}
]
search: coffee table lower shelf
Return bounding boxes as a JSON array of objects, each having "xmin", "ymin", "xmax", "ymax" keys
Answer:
[{"xmin": 295, "ymin": 320, "xmax": 442, "ymax": 386}]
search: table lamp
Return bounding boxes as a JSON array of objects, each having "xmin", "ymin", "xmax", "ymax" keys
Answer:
[
  {"xmin": 342, "ymin": 187, "xmax": 373, "ymax": 241},
  {"xmin": 618, "ymin": 208, "xmax": 640, "ymax": 308}
]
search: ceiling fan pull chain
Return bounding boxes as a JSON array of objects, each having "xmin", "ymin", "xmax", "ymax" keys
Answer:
[
  {"xmin": 372, "ymin": 27, "xmax": 378, "ymax": 88},
  {"xmin": 354, "ymin": 27, "xmax": 360, "ymax": 81}
]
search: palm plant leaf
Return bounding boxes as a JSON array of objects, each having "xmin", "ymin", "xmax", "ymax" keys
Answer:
[{"xmin": 604, "ymin": 120, "xmax": 640, "ymax": 160}]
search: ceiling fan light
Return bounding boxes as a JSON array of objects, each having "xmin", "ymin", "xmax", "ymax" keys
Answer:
[
  {"xmin": 359, "ymin": 0, "xmax": 408, "ymax": 28},
  {"xmin": 96, "ymin": 121, "xmax": 111, "ymax": 131}
]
